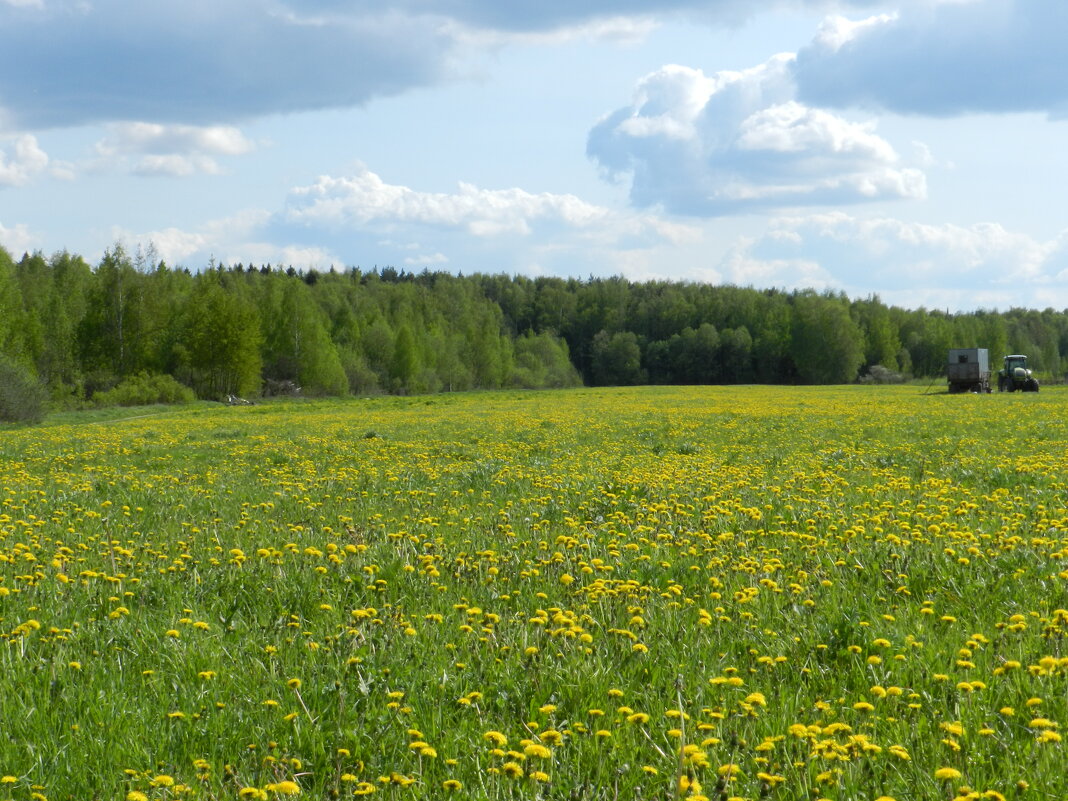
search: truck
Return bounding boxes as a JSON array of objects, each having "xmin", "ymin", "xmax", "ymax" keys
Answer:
[
  {"xmin": 998, "ymin": 354, "xmax": 1039, "ymax": 392},
  {"xmin": 947, "ymin": 348, "xmax": 991, "ymax": 393}
]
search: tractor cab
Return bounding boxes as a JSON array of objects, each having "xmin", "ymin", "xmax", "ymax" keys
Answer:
[{"xmin": 998, "ymin": 354, "xmax": 1039, "ymax": 392}]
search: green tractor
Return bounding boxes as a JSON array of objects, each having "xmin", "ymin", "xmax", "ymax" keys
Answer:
[{"xmin": 998, "ymin": 354, "xmax": 1039, "ymax": 392}]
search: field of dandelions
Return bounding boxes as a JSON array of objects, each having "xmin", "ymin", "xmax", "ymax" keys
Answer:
[{"xmin": 1, "ymin": 385, "xmax": 1066, "ymax": 801}]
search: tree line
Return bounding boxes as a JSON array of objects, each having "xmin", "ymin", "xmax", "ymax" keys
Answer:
[{"xmin": 2, "ymin": 243, "xmax": 1067, "ymax": 413}]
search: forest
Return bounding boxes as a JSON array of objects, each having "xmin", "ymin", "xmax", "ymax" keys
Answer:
[{"xmin": 2, "ymin": 242, "xmax": 1068, "ymax": 418}]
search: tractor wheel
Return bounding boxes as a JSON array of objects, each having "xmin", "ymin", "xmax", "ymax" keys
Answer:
[
  {"xmin": 998, "ymin": 376, "xmax": 1006, "ymax": 392},
  {"xmin": 1028, "ymin": 378, "xmax": 1040, "ymax": 392}
]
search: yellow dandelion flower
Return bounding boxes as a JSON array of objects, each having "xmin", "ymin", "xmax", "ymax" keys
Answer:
[
  {"xmin": 540, "ymin": 729, "xmax": 563, "ymax": 745},
  {"xmin": 757, "ymin": 772, "xmax": 786, "ymax": 786},
  {"xmin": 484, "ymin": 731, "xmax": 508, "ymax": 747},
  {"xmin": 501, "ymin": 762, "xmax": 524, "ymax": 778},
  {"xmin": 524, "ymin": 743, "xmax": 551, "ymax": 759},
  {"xmin": 934, "ymin": 767, "xmax": 962, "ymax": 781},
  {"xmin": 888, "ymin": 745, "xmax": 910, "ymax": 760}
]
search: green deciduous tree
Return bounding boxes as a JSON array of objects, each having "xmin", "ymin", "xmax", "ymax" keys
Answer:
[
  {"xmin": 791, "ymin": 292, "xmax": 865, "ymax": 384},
  {"xmin": 591, "ymin": 329, "xmax": 643, "ymax": 386},
  {"xmin": 177, "ymin": 277, "xmax": 262, "ymax": 398}
]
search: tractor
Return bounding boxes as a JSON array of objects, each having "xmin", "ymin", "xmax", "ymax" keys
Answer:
[{"xmin": 998, "ymin": 354, "xmax": 1039, "ymax": 392}]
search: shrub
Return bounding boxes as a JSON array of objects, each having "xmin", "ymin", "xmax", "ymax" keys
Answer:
[
  {"xmin": 92, "ymin": 372, "xmax": 195, "ymax": 408},
  {"xmin": 0, "ymin": 355, "xmax": 47, "ymax": 424},
  {"xmin": 859, "ymin": 364, "xmax": 906, "ymax": 385}
]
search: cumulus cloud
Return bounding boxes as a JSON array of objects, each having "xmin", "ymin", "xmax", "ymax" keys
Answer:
[
  {"xmin": 283, "ymin": 166, "xmax": 611, "ymax": 236},
  {"xmin": 403, "ymin": 251, "xmax": 449, "ymax": 266},
  {"xmin": 110, "ymin": 209, "xmax": 345, "ymax": 269},
  {"xmin": 0, "ymin": 133, "xmax": 48, "ymax": 186},
  {"xmin": 98, "ymin": 123, "xmax": 256, "ymax": 157},
  {"xmin": 0, "ymin": 221, "xmax": 34, "ymax": 254},
  {"xmin": 94, "ymin": 123, "xmax": 257, "ymax": 176},
  {"xmin": 114, "ymin": 165, "xmax": 699, "ymax": 276},
  {"xmin": 587, "ymin": 54, "xmax": 925, "ymax": 216},
  {"xmin": 794, "ymin": 1, "xmax": 1068, "ymax": 116},
  {"xmin": 725, "ymin": 212, "xmax": 1068, "ymax": 308}
]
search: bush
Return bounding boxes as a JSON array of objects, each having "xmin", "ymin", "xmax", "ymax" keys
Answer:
[
  {"xmin": 858, "ymin": 364, "xmax": 907, "ymax": 385},
  {"xmin": 511, "ymin": 332, "xmax": 583, "ymax": 389},
  {"xmin": 0, "ymin": 356, "xmax": 47, "ymax": 424},
  {"xmin": 92, "ymin": 372, "xmax": 195, "ymax": 408}
]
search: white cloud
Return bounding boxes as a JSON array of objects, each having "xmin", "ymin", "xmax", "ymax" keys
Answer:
[
  {"xmin": 275, "ymin": 165, "xmax": 701, "ymax": 278},
  {"xmin": 94, "ymin": 122, "xmax": 256, "ymax": 176},
  {"xmin": 721, "ymin": 245, "xmax": 837, "ymax": 290},
  {"xmin": 725, "ymin": 212, "xmax": 1068, "ymax": 309},
  {"xmin": 736, "ymin": 101, "xmax": 896, "ymax": 161},
  {"xmin": 111, "ymin": 208, "xmax": 285, "ymax": 268},
  {"xmin": 0, "ymin": 133, "xmax": 48, "ymax": 186},
  {"xmin": 129, "ymin": 226, "xmax": 210, "ymax": 265},
  {"xmin": 101, "ymin": 166, "xmax": 698, "ymax": 278},
  {"xmin": 0, "ymin": 221, "xmax": 34, "ymax": 253},
  {"xmin": 132, "ymin": 154, "xmax": 221, "ymax": 177},
  {"xmin": 283, "ymin": 166, "xmax": 609, "ymax": 236},
  {"xmin": 587, "ymin": 53, "xmax": 925, "ymax": 215},
  {"xmin": 403, "ymin": 251, "xmax": 449, "ymax": 266},
  {"xmin": 810, "ymin": 12, "xmax": 897, "ymax": 51},
  {"xmin": 99, "ymin": 122, "xmax": 256, "ymax": 157}
]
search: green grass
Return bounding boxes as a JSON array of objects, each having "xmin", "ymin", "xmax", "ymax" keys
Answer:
[{"xmin": 0, "ymin": 385, "xmax": 1066, "ymax": 800}]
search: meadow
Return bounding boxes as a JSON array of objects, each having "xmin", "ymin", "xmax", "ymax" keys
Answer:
[{"xmin": 0, "ymin": 385, "xmax": 1066, "ymax": 801}]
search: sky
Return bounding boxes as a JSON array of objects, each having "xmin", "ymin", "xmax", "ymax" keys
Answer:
[{"xmin": 1, "ymin": 0, "xmax": 1067, "ymax": 311}]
